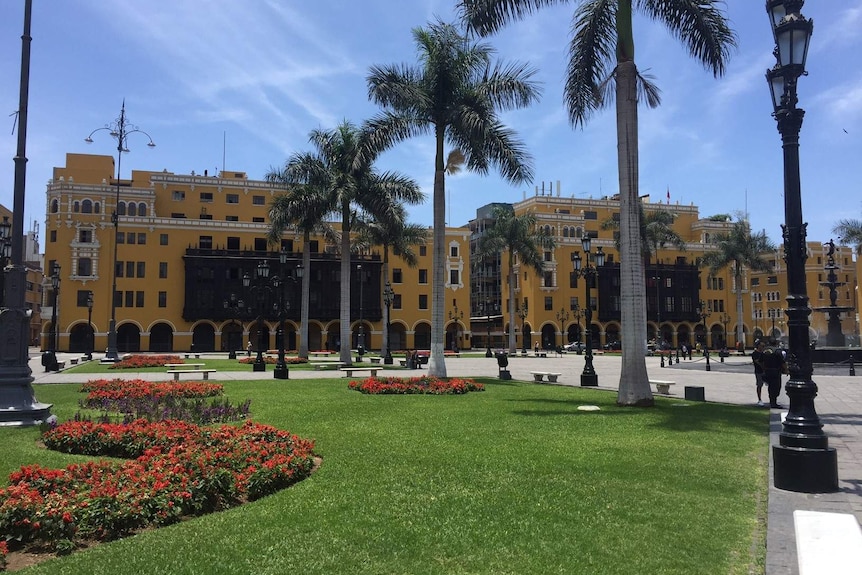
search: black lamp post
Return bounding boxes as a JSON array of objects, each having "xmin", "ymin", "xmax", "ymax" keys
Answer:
[
  {"xmin": 769, "ymin": 308, "xmax": 777, "ymax": 340},
  {"xmin": 572, "ymin": 237, "xmax": 603, "ymax": 386},
  {"xmin": 383, "ymin": 280, "xmax": 394, "ymax": 364},
  {"xmin": 44, "ymin": 263, "xmax": 60, "ymax": 372},
  {"xmin": 696, "ymin": 301, "xmax": 711, "ymax": 371},
  {"xmin": 243, "ymin": 260, "xmax": 272, "ymax": 372},
  {"xmin": 517, "ymin": 301, "xmax": 528, "ymax": 354},
  {"xmin": 766, "ymin": 0, "xmax": 837, "ymax": 493},
  {"xmin": 85, "ymin": 102, "xmax": 155, "ymax": 361},
  {"xmin": 272, "ymin": 249, "xmax": 293, "ymax": 380},
  {"xmin": 86, "ymin": 291, "xmax": 94, "ymax": 360},
  {"xmin": 555, "ymin": 308, "xmax": 570, "ymax": 349},
  {"xmin": 356, "ymin": 264, "xmax": 366, "ymax": 361},
  {"xmin": 482, "ymin": 300, "xmax": 496, "ymax": 357},
  {"xmin": 222, "ymin": 293, "xmax": 246, "ymax": 360},
  {"xmin": 448, "ymin": 303, "xmax": 463, "ymax": 352}
]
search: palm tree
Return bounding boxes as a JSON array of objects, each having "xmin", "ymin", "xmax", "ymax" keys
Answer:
[
  {"xmin": 271, "ymin": 121, "xmax": 421, "ymax": 365},
  {"xmin": 354, "ymin": 210, "xmax": 428, "ymax": 360},
  {"xmin": 475, "ymin": 205, "xmax": 555, "ymax": 354},
  {"xmin": 701, "ymin": 220, "xmax": 776, "ymax": 348},
  {"xmin": 265, "ymin": 166, "xmax": 338, "ymax": 359},
  {"xmin": 366, "ymin": 20, "xmax": 540, "ymax": 378},
  {"xmin": 833, "ymin": 217, "xmax": 862, "ymax": 254},
  {"xmin": 459, "ymin": 0, "xmax": 736, "ymax": 406},
  {"xmin": 600, "ymin": 205, "xmax": 686, "ymax": 264}
]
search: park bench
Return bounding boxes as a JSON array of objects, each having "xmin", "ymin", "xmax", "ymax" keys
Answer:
[
  {"xmin": 530, "ymin": 371, "xmax": 562, "ymax": 383},
  {"xmin": 339, "ymin": 367, "xmax": 381, "ymax": 378},
  {"xmin": 165, "ymin": 363, "xmax": 205, "ymax": 369},
  {"xmin": 649, "ymin": 380, "xmax": 676, "ymax": 394},
  {"xmin": 313, "ymin": 362, "xmax": 346, "ymax": 371},
  {"xmin": 166, "ymin": 369, "xmax": 217, "ymax": 381},
  {"xmin": 368, "ymin": 357, "xmax": 383, "ymax": 364},
  {"xmin": 309, "ymin": 351, "xmax": 334, "ymax": 357},
  {"xmin": 184, "ymin": 353, "xmax": 202, "ymax": 359},
  {"xmin": 70, "ymin": 358, "xmax": 79, "ymax": 365}
]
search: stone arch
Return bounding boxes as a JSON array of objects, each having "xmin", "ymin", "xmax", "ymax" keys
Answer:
[
  {"xmin": 388, "ymin": 320, "xmax": 408, "ymax": 352},
  {"xmin": 50, "ymin": 198, "xmax": 59, "ymax": 213},
  {"xmin": 413, "ymin": 322, "xmax": 431, "ymax": 350},
  {"xmin": 149, "ymin": 322, "xmax": 174, "ymax": 352},
  {"xmin": 69, "ymin": 322, "xmax": 93, "ymax": 354},
  {"xmin": 220, "ymin": 320, "xmax": 244, "ymax": 353},
  {"xmin": 604, "ymin": 323, "xmax": 621, "ymax": 348},
  {"xmin": 540, "ymin": 323, "xmax": 556, "ymax": 350},
  {"xmin": 192, "ymin": 322, "xmax": 216, "ymax": 352},
  {"xmin": 117, "ymin": 322, "xmax": 141, "ymax": 353}
]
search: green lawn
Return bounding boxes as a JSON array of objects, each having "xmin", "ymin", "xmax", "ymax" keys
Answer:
[{"xmin": 2, "ymin": 378, "xmax": 768, "ymax": 574}]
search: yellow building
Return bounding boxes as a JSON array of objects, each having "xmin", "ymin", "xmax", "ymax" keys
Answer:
[
  {"xmin": 1, "ymin": 203, "xmax": 43, "ymax": 345},
  {"xmin": 44, "ymin": 153, "xmax": 471, "ymax": 354}
]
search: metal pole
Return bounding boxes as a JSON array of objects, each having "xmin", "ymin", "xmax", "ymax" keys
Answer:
[{"xmin": 87, "ymin": 292, "xmax": 93, "ymax": 360}]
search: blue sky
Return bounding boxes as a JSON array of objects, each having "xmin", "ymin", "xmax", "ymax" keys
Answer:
[{"xmin": 1, "ymin": 1, "xmax": 860, "ymax": 249}]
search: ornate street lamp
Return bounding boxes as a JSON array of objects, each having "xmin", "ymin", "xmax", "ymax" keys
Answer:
[
  {"xmin": 272, "ymin": 249, "xmax": 299, "ymax": 380},
  {"xmin": 86, "ymin": 291, "xmax": 94, "ymax": 360},
  {"xmin": 481, "ymin": 300, "xmax": 497, "ymax": 357},
  {"xmin": 448, "ymin": 302, "xmax": 463, "ymax": 353},
  {"xmin": 85, "ymin": 101, "xmax": 155, "ymax": 361},
  {"xmin": 356, "ymin": 264, "xmax": 366, "ymax": 361},
  {"xmin": 696, "ymin": 301, "xmax": 712, "ymax": 372},
  {"xmin": 244, "ymin": 260, "xmax": 272, "ymax": 372},
  {"xmin": 0, "ymin": 216, "xmax": 11, "ymax": 308},
  {"xmin": 555, "ymin": 307, "xmax": 570, "ymax": 349},
  {"xmin": 516, "ymin": 300, "xmax": 528, "ymax": 354},
  {"xmin": 382, "ymin": 281, "xmax": 395, "ymax": 364},
  {"xmin": 765, "ymin": 0, "xmax": 837, "ymax": 493},
  {"xmin": 43, "ymin": 263, "xmax": 61, "ymax": 372},
  {"xmin": 572, "ymin": 236, "xmax": 604, "ymax": 386},
  {"xmin": 222, "ymin": 293, "xmax": 246, "ymax": 360}
]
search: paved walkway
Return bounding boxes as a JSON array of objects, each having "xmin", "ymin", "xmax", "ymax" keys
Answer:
[{"xmin": 26, "ymin": 349, "xmax": 862, "ymax": 574}]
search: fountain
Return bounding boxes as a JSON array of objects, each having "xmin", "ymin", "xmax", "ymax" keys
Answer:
[{"xmin": 811, "ymin": 239, "xmax": 857, "ymax": 363}]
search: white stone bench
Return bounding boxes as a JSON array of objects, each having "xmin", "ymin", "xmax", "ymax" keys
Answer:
[
  {"xmin": 530, "ymin": 371, "xmax": 561, "ymax": 383},
  {"xmin": 340, "ymin": 367, "xmax": 380, "ymax": 378},
  {"xmin": 309, "ymin": 351, "xmax": 334, "ymax": 357},
  {"xmin": 650, "ymin": 380, "xmax": 676, "ymax": 394},
  {"xmin": 70, "ymin": 358, "xmax": 79, "ymax": 365},
  {"xmin": 166, "ymin": 369, "xmax": 217, "ymax": 381},
  {"xmin": 313, "ymin": 362, "xmax": 346, "ymax": 371},
  {"xmin": 795, "ymin": 510, "xmax": 862, "ymax": 575},
  {"xmin": 164, "ymin": 363, "xmax": 205, "ymax": 369},
  {"xmin": 368, "ymin": 357, "xmax": 383, "ymax": 364}
]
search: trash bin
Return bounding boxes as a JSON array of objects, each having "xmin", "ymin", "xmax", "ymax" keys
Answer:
[{"xmin": 496, "ymin": 352, "xmax": 511, "ymax": 380}]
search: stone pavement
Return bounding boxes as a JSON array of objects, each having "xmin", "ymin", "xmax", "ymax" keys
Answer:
[{"xmin": 25, "ymin": 348, "xmax": 862, "ymax": 574}]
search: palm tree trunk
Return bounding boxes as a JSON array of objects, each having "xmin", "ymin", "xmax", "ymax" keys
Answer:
[
  {"xmin": 428, "ymin": 128, "xmax": 448, "ymax": 377},
  {"xmin": 382, "ymin": 245, "xmax": 390, "ymax": 359},
  {"xmin": 300, "ymin": 232, "xmax": 311, "ymax": 359},
  {"xmin": 507, "ymin": 252, "xmax": 516, "ymax": 354},
  {"xmin": 615, "ymin": 58, "xmax": 653, "ymax": 407},
  {"xmin": 340, "ymin": 199, "xmax": 353, "ymax": 365}
]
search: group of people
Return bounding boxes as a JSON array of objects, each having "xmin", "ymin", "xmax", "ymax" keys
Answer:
[{"xmin": 751, "ymin": 339, "xmax": 788, "ymax": 408}]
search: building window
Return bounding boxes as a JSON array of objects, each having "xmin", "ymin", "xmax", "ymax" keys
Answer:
[
  {"xmin": 420, "ymin": 245, "xmax": 427, "ymax": 257},
  {"xmin": 543, "ymin": 271, "xmax": 553, "ymax": 287},
  {"xmin": 125, "ymin": 291, "xmax": 134, "ymax": 307},
  {"xmin": 200, "ymin": 236, "xmax": 213, "ymax": 249},
  {"xmin": 138, "ymin": 202, "xmax": 147, "ymax": 216},
  {"xmin": 159, "ymin": 262, "xmax": 167, "ymax": 278},
  {"xmin": 117, "ymin": 202, "xmax": 126, "ymax": 216},
  {"xmin": 252, "ymin": 195, "xmax": 265, "ymax": 205},
  {"xmin": 73, "ymin": 201, "xmax": 80, "ymax": 213},
  {"xmin": 226, "ymin": 215, "xmax": 239, "ymax": 222},
  {"xmin": 50, "ymin": 199, "xmax": 59, "ymax": 213},
  {"xmin": 393, "ymin": 293, "xmax": 402, "ymax": 309},
  {"xmin": 583, "ymin": 211, "xmax": 598, "ymax": 220},
  {"xmin": 76, "ymin": 290, "xmax": 91, "ymax": 307},
  {"xmin": 127, "ymin": 233, "xmax": 136, "ymax": 245},
  {"xmin": 450, "ymin": 269, "xmax": 459, "ymax": 285},
  {"xmin": 126, "ymin": 261, "xmax": 135, "ymax": 278},
  {"xmin": 136, "ymin": 262, "xmax": 146, "ymax": 278},
  {"xmin": 450, "ymin": 245, "xmax": 458, "ymax": 257},
  {"xmin": 128, "ymin": 203, "xmax": 137, "ymax": 217},
  {"xmin": 77, "ymin": 258, "xmax": 92, "ymax": 276},
  {"xmin": 171, "ymin": 213, "xmax": 186, "ymax": 219},
  {"xmin": 544, "ymin": 296, "xmax": 553, "ymax": 311},
  {"xmin": 419, "ymin": 294, "xmax": 428, "ymax": 309},
  {"xmin": 49, "ymin": 230, "xmax": 56, "ymax": 242},
  {"xmin": 767, "ymin": 275, "xmax": 778, "ymax": 285},
  {"xmin": 252, "ymin": 217, "xmax": 265, "ymax": 223},
  {"xmin": 117, "ymin": 232, "xmax": 125, "ymax": 244},
  {"xmin": 160, "ymin": 234, "xmax": 168, "ymax": 246},
  {"xmin": 254, "ymin": 238, "xmax": 267, "ymax": 251},
  {"xmin": 544, "ymin": 251, "xmax": 552, "ymax": 262},
  {"xmin": 569, "ymin": 272, "xmax": 579, "ymax": 289},
  {"xmin": 419, "ymin": 269, "xmax": 428, "ymax": 284},
  {"xmin": 136, "ymin": 291, "xmax": 145, "ymax": 307},
  {"xmin": 82, "ymin": 199, "xmax": 93, "ymax": 213},
  {"xmin": 226, "ymin": 194, "xmax": 239, "ymax": 204},
  {"xmin": 138, "ymin": 233, "xmax": 146, "ymax": 245},
  {"xmin": 158, "ymin": 291, "xmax": 167, "ymax": 307},
  {"xmin": 79, "ymin": 229, "xmax": 93, "ymax": 243},
  {"xmin": 173, "ymin": 191, "xmax": 185, "ymax": 201},
  {"xmin": 200, "ymin": 192, "xmax": 213, "ymax": 202},
  {"xmin": 392, "ymin": 268, "xmax": 403, "ymax": 283},
  {"xmin": 227, "ymin": 237, "xmax": 240, "ymax": 250},
  {"xmin": 115, "ymin": 261, "xmax": 124, "ymax": 278}
]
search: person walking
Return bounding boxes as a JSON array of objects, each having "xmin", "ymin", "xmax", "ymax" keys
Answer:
[
  {"xmin": 751, "ymin": 339, "xmax": 766, "ymax": 406},
  {"xmin": 761, "ymin": 339, "xmax": 787, "ymax": 409}
]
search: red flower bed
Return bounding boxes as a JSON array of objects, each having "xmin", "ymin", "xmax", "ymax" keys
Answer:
[
  {"xmin": 108, "ymin": 355, "xmax": 183, "ymax": 369},
  {"xmin": 348, "ymin": 376, "xmax": 484, "ymax": 395},
  {"xmin": 0, "ymin": 420, "xmax": 316, "ymax": 553},
  {"xmin": 81, "ymin": 379, "xmax": 223, "ymax": 403},
  {"xmin": 238, "ymin": 356, "xmax": 278, "ymax": 365}
]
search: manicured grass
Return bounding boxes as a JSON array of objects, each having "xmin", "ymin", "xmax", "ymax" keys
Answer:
[{"xmin": 3, "ymin": 378, "xmax": 768, "ymax": 574}]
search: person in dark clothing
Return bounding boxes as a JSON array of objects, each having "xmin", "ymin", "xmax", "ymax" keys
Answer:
[
  {"xmin": 761, "ymin": 339, "xmax": 787, "ymax": 408},
  {"xmin": 751, "ymin": 339, "xmax": 766, "ymax": 406}
]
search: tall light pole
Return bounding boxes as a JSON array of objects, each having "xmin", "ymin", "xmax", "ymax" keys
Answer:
[
  {"xmin": 272, "ymin": 249, "xmax": 299, "ymax": 380},
  {"xmin": 652, "ymin": 271, "xmax": 662, "ymax": 343},
  {"xmin": 0, "ymin": 0, "xmax": 52, "ymax": 425},
  {"xmin": 482, "ymin": 300, "xmax": 496, "ymax": 357},
  {"xmin": 356, "ymin": 263, "xmax": 365, "ymax": 361},
  {"xmin": 555, "ymin": 308, "xmax": 570, "ymax": 349},
  {"xmin": 448, "ymin": 303, "xmax": 463, "ymax": 352},
  {"xmin": 572, "ymin": 237, "xmax": 604, "ymax": 386},
  {"xmin": 43, "ymin": 263, "xmax": 61, "ymax": 372},
  {"xmin": 770, "ymin": 308, "xmax": 777, "ymax": 340},
  {"xmin": 766, "ymin": 0, "xmax": 837, "ymax": 492},
  {"xmin": 244, "ymin": 260, "xmax": 273, "ymax": 372},
  {"xmin": 516, "ymin": 300, "xmax": 528, "ymax": 354},
  {"xmin": 696, "ymin": 300, "xmax": 711, "ymax": 372},
  {"xmin": 85, "ymin": 101, "xmax": 155, "ymax": 361},
  {"xmin": 382, "ymin": 280, "xmax": 394, "ymax": 364},
  {"xmin": 86, "ymin": 291, "xmax": 94, "ymax": 360}
]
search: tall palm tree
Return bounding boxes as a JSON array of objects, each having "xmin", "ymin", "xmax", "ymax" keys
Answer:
[
  {"xmin": 265, "ymin": 166, "xmax": 338, "ymax": 359},
  {"xmin": 366, "ymin": 20, "xmax": 540, "ymax": 378},
  {"xmin": 459, "ymin": 0, "xmax": 736, "ymax": 406},
  {"xmin": 354, "ymin": 209, "xmax": 428, "ymax": 359},
  {"xmin": 475, "ymin": 205, "xmax": 555, "ymax": 354},
  {"xmin": 833, "ymin": 217, "xmax": 862, "ymax": 255},
  {"xmin": 272, "ymin": 121, "xmax": 420, "ymax": 365},
  {"xmin": 701, "ymin": 220, "xmax": 775, "ymax": 348},
  {"xmin": 601, "ymin": 205, "xmax": 686, "ymax": 264}
]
